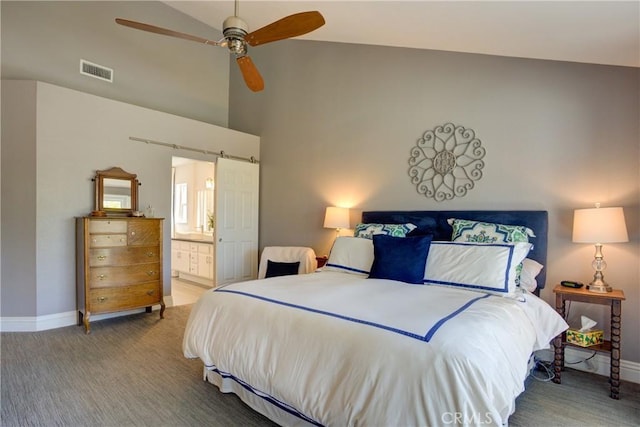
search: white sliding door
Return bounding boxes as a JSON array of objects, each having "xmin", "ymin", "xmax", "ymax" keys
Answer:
[{"xmin": 215, "ymin": 158, "xmax": 259, "ymax": 286}]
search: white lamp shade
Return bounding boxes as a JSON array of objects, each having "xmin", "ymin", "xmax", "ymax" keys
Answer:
[
  {"xmin": 324, "ymin": 207, "xmax": 350, "ymax": 230},
  {"xmin": 572, "ymin": 207, "xmax": 628, "ymax": 243}
]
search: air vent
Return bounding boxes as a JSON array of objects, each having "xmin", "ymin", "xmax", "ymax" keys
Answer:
[{"xmin": 80, "ymin": 59, "xmax": 113, "ymax": 83}]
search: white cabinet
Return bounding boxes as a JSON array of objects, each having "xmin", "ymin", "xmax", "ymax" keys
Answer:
[
  {"xmin": 171, "ymin": 240, "xmax": 214, "ymax": 283},
  {"xmin": 171, "ymin": 241, "xmax": 190, "ymax": 274},
  {"xmin": 197, "ymin": 244, "xmax": 214, "ymax": 279}
]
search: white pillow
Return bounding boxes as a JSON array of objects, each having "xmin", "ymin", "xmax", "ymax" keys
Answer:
[
  {"xmin": 519, "ymin": 258, "xmax": 544, "ymax": 292},
  {"xmin": 423, "ymin": 241, "xmax": 532, "ymax": 296},
  {"xmin": 324, "ymin": 236, "xmax": 374, "ymax": 276}
]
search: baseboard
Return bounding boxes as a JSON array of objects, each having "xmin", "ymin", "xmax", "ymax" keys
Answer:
[
  {"xmin": 0, "ymin": 298, "xmax": 172, "ymax": 332},
  {"xmin": 0, "ymin": 310, "xmax": 79, "ymax": 332},
  {"xmin": 536, "ymin": 347, "xmax": 640, "ymax": 385},
  {"xmin": 176, "ymin": 272, "xmax": 215, "ymax": 287}
]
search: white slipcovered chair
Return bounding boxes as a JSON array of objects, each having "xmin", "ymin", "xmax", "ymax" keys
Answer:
[{"xmin": 257, "ymin": 246, "xmax": 317, "ymax": 279}]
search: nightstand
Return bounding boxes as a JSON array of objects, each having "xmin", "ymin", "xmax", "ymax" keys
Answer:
[
  {"xmin": 552, "ymin": 284, "xmax": 626, "ymax": 399},
  {"xmin": 316, "ymin": 256, "xmax": 328, "ymax": 268}
]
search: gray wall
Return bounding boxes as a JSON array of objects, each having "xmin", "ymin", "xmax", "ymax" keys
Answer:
[
  {"xmin": 1, "ymin": 1, "xmax": 230, "ymax": 126},
  {"xmin": 228, "ymin": 40, "xmax": 640, "ymax": 363},
  {"xmin": 0, "ymin": 82, "xmax": 38, "ymax": 316},
  {"xmin": 1, "ymin": 80, "xmax": 259, "ymax": 322}
]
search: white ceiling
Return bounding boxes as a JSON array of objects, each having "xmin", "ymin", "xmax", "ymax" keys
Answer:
[{"xmin": 164, "ymin": 1, "xmax": 639, "ymax": 68}]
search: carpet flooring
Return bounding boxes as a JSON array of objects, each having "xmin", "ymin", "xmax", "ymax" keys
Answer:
[{"xmin": 2, "ymin": 304, "xmax": 638, "ymax": 426}]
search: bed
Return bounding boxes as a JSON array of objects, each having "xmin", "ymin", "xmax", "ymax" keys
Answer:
[{"xmin": 183, "ymin": 210, "xmax": 568, "ymax": 426}]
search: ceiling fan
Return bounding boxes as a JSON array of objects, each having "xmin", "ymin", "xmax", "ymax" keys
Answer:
[{"xmin": 115, "ymin": 1, "xmax": 325, "ymax": 92}]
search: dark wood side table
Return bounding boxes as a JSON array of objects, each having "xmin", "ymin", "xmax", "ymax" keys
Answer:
[
  {"xmin": 552, "ymin": 284, "xmax": 625, "ymax": 399},
  {"xmin": 316, "ymin": 256, "xmax": 328, "ymax": 268}
]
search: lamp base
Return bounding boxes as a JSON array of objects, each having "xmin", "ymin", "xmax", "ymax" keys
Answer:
[
  {"xmin": 587, "ymin": 278, "xmax": 612, "ymax": 293},
  {"xmin": 587, "ymin": 247, "xmax": 612, "ymax": 293}
]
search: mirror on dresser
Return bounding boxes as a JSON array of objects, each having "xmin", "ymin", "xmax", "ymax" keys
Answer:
[{"xmin": 93, "ymin": 167, "xmax": 139, "ymax": 216}]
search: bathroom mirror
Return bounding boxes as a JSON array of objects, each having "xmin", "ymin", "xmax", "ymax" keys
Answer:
[{"xmin": 94, "ymin": 167, "xmax": 139, "ymax": 216}]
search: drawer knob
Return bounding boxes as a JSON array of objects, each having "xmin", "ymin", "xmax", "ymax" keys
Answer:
[
  {"xmin": 146, "ymin": 290, "xmax": 155, "ymax": 296},
  {"xmin": 146, "ymin": 252, "xmax": 154, "ymax": 257},
  {"xmin": 131, "ymin": 231, "xmax": 136, "ymax": 236},
  {"xmin": 97, "ymin": 274, "xmax": 106, "ymax": 280},
  {"xmin": 97, "ymin": 255, "xmax": 107, "ymax": 260},
  {"xmin": 98, "ymin": 296, "xmax": 107, "ymax": 302},
  {"xmin": 147, "ymin": 271, "xmax": 155, "ymax": 276}
]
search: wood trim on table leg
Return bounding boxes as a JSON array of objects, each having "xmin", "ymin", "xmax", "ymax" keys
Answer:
[
  {"xmin": 553, "ymin": 293, "xmax": 566, "ymax": 384},
  {"xmin": 610, "ymin": 299, "xmax": 622, "ymax": 399}
]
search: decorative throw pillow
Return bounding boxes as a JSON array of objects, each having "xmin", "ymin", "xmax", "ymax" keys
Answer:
[
  {"xmin": 324, "ymin": 236, "xmax": 374, "ymax": 276},
  {"xmin": 368, "ymin": 234, "xmax": 432, "ymax": 284},
  {"xmin": 423, "ymin": 241, "xmax": 532, "ymax": 296},
  {"xmin": 265, "ymin": 260, "xmax": 300, "ymax": 278},
  {"xmin": 354, "ymin": 223, "xmax": 417, "ymax": 239},
  {"xmin": 519, "ymin": 258, "xmax": 544, "ymax": 292},
  {"xmin": 447, "ymin": 218, "xmax": 535, "ymax": 244}
]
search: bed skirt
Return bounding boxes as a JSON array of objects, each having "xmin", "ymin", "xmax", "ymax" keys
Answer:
[
  {"xmin": 202, "ymin": 362, "xmax": 532, "ymax": 427},
  {"xmin": 203, "ymin": 367, "xmax": 318, "ymax": 427}
]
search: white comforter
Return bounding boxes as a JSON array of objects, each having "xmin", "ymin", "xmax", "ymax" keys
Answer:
[{"xmin": 183, "ymin": 271, "xmax": 567, "ymax": 427}]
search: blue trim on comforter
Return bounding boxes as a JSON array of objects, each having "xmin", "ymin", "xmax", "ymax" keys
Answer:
[{"xmin": 216, "ymin": 289, "xmax": 490, "ymax": 342}]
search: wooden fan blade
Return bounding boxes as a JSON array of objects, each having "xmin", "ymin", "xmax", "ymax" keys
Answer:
[
  {"xmin": 115, "ymin": 18, "xmax": 220, "ymax": 46},
  {"xmin": 237, "ymin": 56, "xmax": 265, "ymax": 92},
  {"xmin": 245, "ymin": 11, "xmax": 325, "ymax": 47}
]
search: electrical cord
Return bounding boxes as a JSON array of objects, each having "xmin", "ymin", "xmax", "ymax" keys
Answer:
[{"xmin": 530, "ymin": 358, "xmax": 555, "ymax": 382}]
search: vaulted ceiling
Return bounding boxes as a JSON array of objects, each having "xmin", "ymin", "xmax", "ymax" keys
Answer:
[{"xmin": 164, "ymin": 1, "xmax": 639, "ymax": 68}]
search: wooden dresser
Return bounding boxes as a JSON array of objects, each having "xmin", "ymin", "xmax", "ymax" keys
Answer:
[{"xmin": 76, "ymin": 217, "xmax": 165, "ymax": 333}]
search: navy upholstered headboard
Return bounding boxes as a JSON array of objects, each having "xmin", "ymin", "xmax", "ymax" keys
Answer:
[{"xmin": 361, "ymin": 210, "xmax": 549, "ymax": 291}]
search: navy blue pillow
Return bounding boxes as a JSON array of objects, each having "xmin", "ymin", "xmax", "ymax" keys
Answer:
[
  {"xmin": 368, "ymin": 234, "xmax": 432, "ymax": 284},
  {"xmin": 265, "ymin": 260, "xmax": 300, "ymax": 278}
]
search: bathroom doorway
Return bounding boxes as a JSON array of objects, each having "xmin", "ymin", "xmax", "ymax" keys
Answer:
[{"xmin": 170, "ymin": 156, "xmax": 215, "ymax": 305}]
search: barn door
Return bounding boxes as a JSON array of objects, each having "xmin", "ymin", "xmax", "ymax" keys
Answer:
[{"xmin": 215, "ymin": 158, "xmax": 259, "ymax": 286}]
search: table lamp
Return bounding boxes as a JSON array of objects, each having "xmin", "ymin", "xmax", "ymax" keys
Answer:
[
  {"xmin": 572, "ymin": 204, "xmax": 628, "ymax": 293},
  {"xmin": 324, "ymin": 207, "xmax": 350, "ymax": 236}
]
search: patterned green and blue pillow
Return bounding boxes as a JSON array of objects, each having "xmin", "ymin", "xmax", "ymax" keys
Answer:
[
  {"xmin": 447, "ymin": 218, "xmax": 535, "ymax": 243},
  {"xmin": 354, "ymin": 223, "xmax": 417, "ymax": 239}
]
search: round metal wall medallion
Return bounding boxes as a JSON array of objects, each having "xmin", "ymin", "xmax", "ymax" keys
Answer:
[{"xmin": 408, "ymin": 123, "xmax": 486, "ymax": 202}]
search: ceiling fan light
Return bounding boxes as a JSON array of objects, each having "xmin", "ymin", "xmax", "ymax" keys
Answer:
[{"xmin": 227, "ymin": 38, "xmax": 247, "ymax": 55}]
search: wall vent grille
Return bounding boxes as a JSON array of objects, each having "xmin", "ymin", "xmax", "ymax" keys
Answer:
[{"xmin": 80, "ymin": 59, "xmax": 113, "ymax": 83}]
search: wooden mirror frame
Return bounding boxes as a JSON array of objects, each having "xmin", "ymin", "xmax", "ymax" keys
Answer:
[{"xmin": 94, "ymin": 167, "xmax": 139, "ymax": 216}]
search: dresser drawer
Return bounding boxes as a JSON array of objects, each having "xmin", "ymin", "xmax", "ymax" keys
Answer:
[
  {"xmin": 89, "ymin": 283, "xmax": 161, "ymax": 313},
  {"xmin": 89, "ymin": 246, "xmax": 160, "ymax": 267},
  {"xmin": 90, "ymin": 234, "xmax": 127, "ymax": 247},
  {"xmin": 128, "ymin": 220, "xmax": 160, "ymax": 246},
  {"xmin": 89, "ymin": 263, "xmax": 161, "ymax": 288},
  {"xmin": 88, "ymin": 219, "xmax": 128, "ymax": 234}
]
